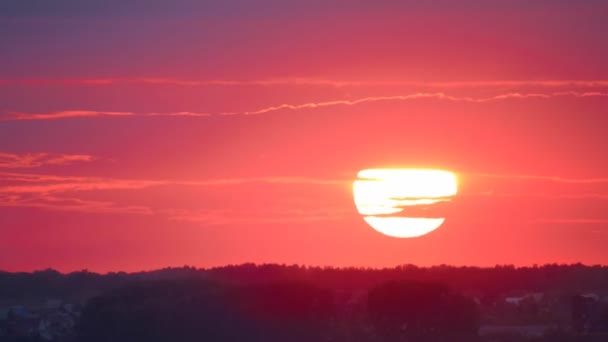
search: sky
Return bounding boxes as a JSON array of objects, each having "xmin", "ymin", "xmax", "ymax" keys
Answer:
[{"xmin": 2, "ymin": 0, "xmax": 608, "ymax": 272}]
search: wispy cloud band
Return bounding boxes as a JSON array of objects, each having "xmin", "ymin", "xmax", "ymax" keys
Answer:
[
  {"xmin": 1, "ymin": 110, "xmax": 211, "ymax": 121},
  {"xmin": 0, "ymin": 152, "xmax": 95, "ymax": 168},
  {"xmin": 2, "ymin": 77, "xmax": 608, "ymax": 88},
  {"xmin": 3, "ymin": 91, "xmax": 607, "ymax": 121},
  {"xmin": 0, "ymin": 171, "xmax": 348, "ymax": 220},
  {"xmin": 529, "ymin": 218, "xmax": 608, "ymax": 225},
  {"xmin": 472, "ymin": 173, "xmax": 608, "ymax": 184}
]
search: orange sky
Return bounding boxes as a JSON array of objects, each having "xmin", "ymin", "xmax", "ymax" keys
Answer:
[{"xmin": 2, "ymin": 0, "xmax": 608, "ymax": 272}]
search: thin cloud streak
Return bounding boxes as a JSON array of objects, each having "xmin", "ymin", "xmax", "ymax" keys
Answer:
[
  {"xmin": 211, "ymin": 91, "xmax": 608, "ymax": 116},
  {"xmin": 472, "ymin": 173, "xmax": 608, "ymax": 184},
  {"xmin": 5, "ymin": 110, "xmax": 133, "ymax": 120},
  {"xmin": 2, "ymin": 77, "xmax": 608, "ymax": 88},
  {"xmin": 1, "ymin": 110, "xmax": 211, "ymax": 121},
  {"xmin": 164, "ymin": 208, "xmax": 347, "ymax": 225},
  {"xmin": 3, "ymin": 91, "xmax": 608, "ymax": 121},
  {"xmin": 464, "ymin": 191, "xmax": 608, "ymax": 200},
  {"xmin": 0, "ymin": 194, "xmax": 154, "ymax": 215},
  {"xmin": 0, "ymin": 172, "xmax": 347, "ymax": 193},
  {"xmin": 0, "ymin": 152, "xmax": 95, "ymax": 168},
  {"xmin": 529, "ymin": 218, "xmax": 608, "ymax": 225}
]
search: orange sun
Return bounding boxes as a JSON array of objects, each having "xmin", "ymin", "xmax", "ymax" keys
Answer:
[{"xmin": 353, "ymin": 169, "xmax": 458, "ymax": 238}]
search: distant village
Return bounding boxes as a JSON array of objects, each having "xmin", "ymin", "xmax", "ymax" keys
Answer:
[
  {"xmin": 2, "ymin": 290, "xmax": 608, "ymax": 341},
  {"xmin": 477, "ymin": 291, "xmax": 608, "ymax": 339},
  {"xmin": 0, "ymin": 300, "xmax": 81, "ymax": 341}
]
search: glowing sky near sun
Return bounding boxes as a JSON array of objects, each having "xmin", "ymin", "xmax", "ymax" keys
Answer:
[{"xmin": 2, "ymin": 0, "xmax": 608, "ymax": 272}]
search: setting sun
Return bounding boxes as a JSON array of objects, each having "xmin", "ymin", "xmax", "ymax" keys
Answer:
[{"xmin": 353, "ymin": 169, "xmax": 458, "ymax": 238}]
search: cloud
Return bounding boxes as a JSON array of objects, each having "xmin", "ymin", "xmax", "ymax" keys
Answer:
[
  {"xmin": 0, "ymin": 193, "xmax": 153, "ymax": 215},
  {"xmin": 529, "ymin": 218, "xmax": 608, "ymax": 225},
  {"xmin": 0, "ymin": 176, "xmax": 346, "ymax": 197},
  {"xmin": 215, "ymin": 91, "xmax": 608, "ymax": 116},
  {"xmin": 0, "ymin": 171, "xmax": 348, "ymax": 217},
  {"xmin": 152, "ymin": 111, "xmax": 211, "ymax": 117},
  {"xmin": 186, "ymin": 177, "xmax": 348, "ymax": 187},
  {"xmin": 472, "ymin": 173, "xmax": 608, "ymax": 184},
  {"xmin": 0, "ymin": 172, "xmax": 346, "ymax": 192},
  {"xmin": 0, "ymin": 171, "xmax": 162, "ymax": 215},
  {"xmin": 4, "ymin": 166, "xmax": 608, "ymax": 224},
  {"xmin": 3, "ymin": 91, "xmax": 608, "ymax": 121},
  {"xmin": 4, "ymin": 110, "xmax": 134, "ymax": 120},
  {"xmin": 2, "ymin": 77, "xmax": 608, "ymax": 88},
  {"xmin": 3, "ymin": 167, "xmax": 608, "ymax": 228},
  {"xmin": 460, "ymin": 173, "xmax": 608, "ymax": 202},
  {"xmin": 163, "ymin": 208, "xmax": 347, "ymax": 225},
  {"xmin": 465, "ymin": 192, "xmax": 608, "ymax": 200},
  {"xmin": 0, "ymin": 110, "xmax": 212, "ymax": 121},
  {"xmin": 0, "ymin": 152, "xmax": 95, "ymax": 168},
  {"xmin": 0, "ymin": 176, "xmax": 162, "ymax": 194}
]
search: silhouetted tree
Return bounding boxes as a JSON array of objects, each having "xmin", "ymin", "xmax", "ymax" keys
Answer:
[
  {"xmin": 367, "ymin": 281, "xmax": 479, "ymax": 341},
  {"xmin": 74, "ymin": 280, "xmax": 334, "ymax": 342}
]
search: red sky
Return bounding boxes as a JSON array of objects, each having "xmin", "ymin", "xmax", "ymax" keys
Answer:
[{"xmin": 2, "ymin": 0, "xmax": 608, "ymax": 272}]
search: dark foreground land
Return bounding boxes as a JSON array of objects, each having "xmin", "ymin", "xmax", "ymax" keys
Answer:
[{"xmin": 1, "ymin": 264, "xmax": 608, "ymax": 342}]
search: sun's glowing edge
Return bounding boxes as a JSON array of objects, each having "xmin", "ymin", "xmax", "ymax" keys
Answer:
[{"xmin": 363, "ymin": 217, "xmax": 445, "ymax": 238}]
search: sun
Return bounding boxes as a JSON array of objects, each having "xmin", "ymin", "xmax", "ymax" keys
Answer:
[{"xmin": 353, "ymin": 169, "xmax": 458, "ymax": 238}]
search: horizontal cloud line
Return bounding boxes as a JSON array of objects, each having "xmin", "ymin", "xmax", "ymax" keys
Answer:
[
  {"xmin": 529, "ymin": 218, "xmax": 608, "ymax": 224},
  {"xmin": 5, "ymin": 169, "xmax": 608, "ymax": 220},
  {"xmin": 463, "ymin": 192, "xmax": 608, "ymax": 200},
  {"xmin": 1, "ymin": 110, "xmax": 211, "ymax": 121},
  {"xmin": 2, "ymin": 77, "xmax": 608, "ymax": 88},
  {"xmin": 3, "ymin": 91, "xmax": 608, "ymax": 121},
  {"xmin": 0, "ymin": 193, "xmax": 154, "ymax": 215},
  {"xmin": 472, "ymin": 173, "xmax": 608, "ymax": 184},
  {"xmin": 0, "ymin": 172, "xmax": 348, "ymax": 195},
  {"xmin": 164, "ymin": 208, "xmax": 347, "ymax": 225},
  {"xmin": 0, "ymin": 171, "xmax": 349, "ymax": 219},
  {"xmin": 0, "ymin": 152, "xmax": 95, "ymax": 168}
]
